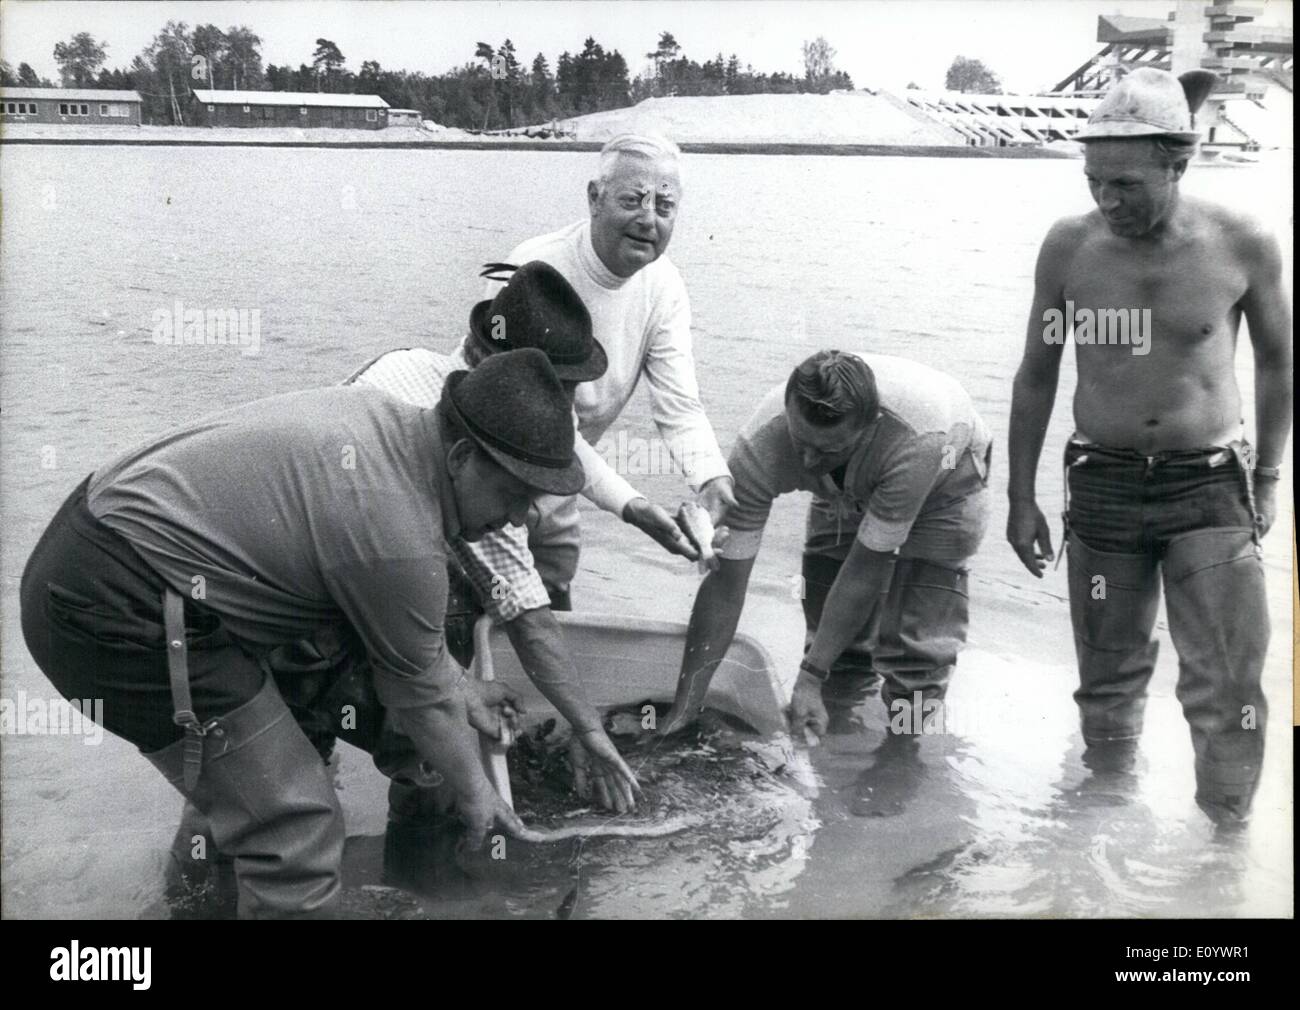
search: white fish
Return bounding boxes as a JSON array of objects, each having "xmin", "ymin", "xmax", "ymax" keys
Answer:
[{"xmin": 676, "ymin": 501, "xmax": 718, "ymax": 573}]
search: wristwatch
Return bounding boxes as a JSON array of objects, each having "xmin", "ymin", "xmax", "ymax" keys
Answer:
[{"xmin": 799, "ymin": 657, "xmax": 830, "ymax": 683}]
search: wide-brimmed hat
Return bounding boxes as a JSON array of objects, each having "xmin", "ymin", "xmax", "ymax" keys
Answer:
[
  {"xmin": 1077, "ymin": 68, "xmax": 1216, "ymax": 143},
  {"xmin": 467, "ymin": 261, "xmax": 607, "ymax": 382},
  {"xmin": 443, "ymin": 347, "xmax": 585, "ymax": 496}
]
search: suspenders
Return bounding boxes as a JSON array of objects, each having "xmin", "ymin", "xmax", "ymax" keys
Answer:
[{"xmin": 163, "ymin": 587, "xmax": 219, "ymax": 792}]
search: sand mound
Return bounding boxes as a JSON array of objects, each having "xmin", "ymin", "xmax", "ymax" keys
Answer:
[{"xmin": 557, "ymin": 92, "xmax": 965, "ymax": 146}]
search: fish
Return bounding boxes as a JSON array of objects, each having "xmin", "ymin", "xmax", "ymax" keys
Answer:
[
  {"xmin": 676, "ymin": 501, "xmax": 718, "ymax": 573},
  {"xmin": 509, "ymin": 704, "xmax": 813, "ymax": 845},
  {"xmin": 555, "ymin": 885, "xmax": 579, "ymax": 919},
  {"xmin": 518, "ymin": 816, "xmax": 694, "ymax": 843}
]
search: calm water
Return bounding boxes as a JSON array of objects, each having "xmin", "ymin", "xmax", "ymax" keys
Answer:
[{"xmin": 0, "ymin": 145, "xmax": 1292, "ymax": 918}]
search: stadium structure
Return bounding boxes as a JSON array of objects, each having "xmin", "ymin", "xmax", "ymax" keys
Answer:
[{"xmin": 897, "ymin": 1, "xmax": 1292, "ymax": 151}]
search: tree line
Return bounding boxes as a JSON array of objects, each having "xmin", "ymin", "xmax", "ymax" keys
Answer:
[{"xmin": 0, "ymin": 24, "xmax": 857, "ymax": 129}]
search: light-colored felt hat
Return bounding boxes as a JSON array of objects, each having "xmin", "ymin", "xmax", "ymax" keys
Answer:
[{"xmin": 1077, "ymin": 68, "xmax": 1217, "ymax": 143}]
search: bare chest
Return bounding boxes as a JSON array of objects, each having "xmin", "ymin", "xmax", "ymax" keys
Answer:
[{"xmin": 1063, "ymin": 242, "xmax": 1248, "ymax": 351}]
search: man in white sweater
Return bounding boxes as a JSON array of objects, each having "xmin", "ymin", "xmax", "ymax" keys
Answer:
[{"xmin": 481, "ymin": 133, "xmax": 735, "ymax": 602}]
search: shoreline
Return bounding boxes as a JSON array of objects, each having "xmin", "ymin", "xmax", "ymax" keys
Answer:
[{"xmin": 0, "ymin": 135, "xmax": 1078, "ymax": 157}]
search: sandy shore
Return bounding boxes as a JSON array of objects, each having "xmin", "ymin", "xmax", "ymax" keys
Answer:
[{"xmin": 0, "ymin": 121, "xmax": 1075, "ymax": 157}]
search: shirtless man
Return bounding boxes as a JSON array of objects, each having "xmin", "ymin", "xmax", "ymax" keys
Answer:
[{"xmin": 1006, "ymin": 69, "xmax": 1292, "ymax": 824}]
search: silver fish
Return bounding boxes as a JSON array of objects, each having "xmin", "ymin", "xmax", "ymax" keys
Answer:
[{"xmin": 676, "ymin": 501, "xmax": 718, "ymax": 573}]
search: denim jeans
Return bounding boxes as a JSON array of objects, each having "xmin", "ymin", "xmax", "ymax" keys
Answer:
[{"xmin": 1064, "ymin": 437, "xmax": 1268, "ymax": 819}]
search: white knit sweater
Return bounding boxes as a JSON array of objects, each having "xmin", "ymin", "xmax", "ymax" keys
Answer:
[{"xmin": 477, "ymin": 220, "xmax": 730, "ymax": 514}]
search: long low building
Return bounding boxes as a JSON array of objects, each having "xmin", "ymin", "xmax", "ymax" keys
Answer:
[
  {"xmin": 0, "ymin": 87, "xmax": 142, "ymax": 125},
  {"xmin": 191, "ymin": 89, "xmax": 390, "ymax": 129}
]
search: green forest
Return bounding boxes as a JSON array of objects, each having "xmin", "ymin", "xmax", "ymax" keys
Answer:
[{"xmin": 1, "ymin": 24, "xmax": 855, "ymax": 129}]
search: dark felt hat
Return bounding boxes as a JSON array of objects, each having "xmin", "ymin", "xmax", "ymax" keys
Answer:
[
  {"xmin": 443, "ymin": 347, "xmax": 586, "ymax": 496},
  {"xmin": 468, "ymin": 261, "xmax": 607, "ymax": 381}
]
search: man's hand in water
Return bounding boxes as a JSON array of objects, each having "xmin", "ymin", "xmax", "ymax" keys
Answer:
[
  {"xmin": 787, "ymin": 672, "xmax": 829, "ymax": 740},
  {"xmin": 1254, "ymin": 478, "xmax": 1279, "ymax": 536},
  {"xmin": 1007, "ymin": 498, "xmax": 1055, "ymax": 578},
  {"xmin": 456, "ymin": 774, "xmax": 526, "ymax": 850},
  {"xmin": 569, "ymin": 728, "xmax": 641, "ymax": 814},
  {"xmin": 462, "ymin": 679, "xmax": 523, "ymax": 741},
  {"xmin": 623, "ymin": 497, "xmax": 699, "ymax": 560}
]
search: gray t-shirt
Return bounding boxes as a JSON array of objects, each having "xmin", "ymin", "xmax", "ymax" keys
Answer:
[
  {"xmin": 87, "ymin": 385, "xmax": 462, "ymax": 711},
  {"xmin": 722, "ymin": 353, "xmax": 991, "ymax": 559}
]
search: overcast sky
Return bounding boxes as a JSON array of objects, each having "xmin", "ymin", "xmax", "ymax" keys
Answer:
[{"xmin": 1, "ymin": 0, "xmax": 1293, "ymax": 94}]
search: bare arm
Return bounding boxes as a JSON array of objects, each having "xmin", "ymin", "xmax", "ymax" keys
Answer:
[
  {"xmin": 503, "ymin": 605, "xmax": 641, "ymax": 810},
  {"xmin": 661, "ymin": 555, "xmax": 756, "ymax": 732},
  {"xmin": 1239, "ymin": 225, "xmax": 1293, "ymax": 472},
  {"xmin": 803, "ymin": 539, "xmax": 896, "ymax": 673},
  {"xmin": 1007, "ymin": 219, "xmax": 1072, "ymax": 576},
  {"xmin": 392, "ymin": 694, "xmax": 524, "ymax": 845},
  {"xmin": 392, "ymin": 695, "xmax": 492, "ymax": 796},
  {"xmin": 503, "ymin": 605, "xmax": 602, "ymax": 733}
]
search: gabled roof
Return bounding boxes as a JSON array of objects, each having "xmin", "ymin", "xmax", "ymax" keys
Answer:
[
  {"xmin": 0, "ymin": 87, "xmax": 141, "ymax": 102},
  {"xmin": 192, "ymin": 89, "xmax": 389, "ymax": 109}
]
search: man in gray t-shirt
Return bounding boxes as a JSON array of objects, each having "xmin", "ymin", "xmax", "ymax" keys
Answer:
[
  {"xmin": 663, "ymin": 351, "xmax": 990, "ymax": 799},
  {"xmin": 21, "ymin": 349, "xmax": 582, "ymax": 917}
]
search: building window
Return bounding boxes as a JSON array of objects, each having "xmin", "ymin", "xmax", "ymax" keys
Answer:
[
  {"xmin": 59, "ymin": 103, "xmax": 69, "ymax": 115},
  {"xmin": 300, "ymin": 107, "xmax": 308, "ymax": 116},
  {"xmin": 4, "ymin": 103, "xmax": 13, "ymax": 113},
  {"xmin": 243, "ymin": 105, "xmax": 250, "ymax": 113},
  {"xmin": 263, "ymin": 107, "xmax": 274, "ymax": 120},
  {"xmin": 366, "ymin": 109, "xmax": 377, "ymax": 122},
  {"xmin": 100, "ymin": 104, "xmax": 108, "ymax": 115},
  {"xmin": 80, "ymin": 104, "xmax": 88, "ymax": 115}
]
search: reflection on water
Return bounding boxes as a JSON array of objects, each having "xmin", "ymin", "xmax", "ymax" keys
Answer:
[
  {"xmin": 347, "ymin": 707, "xmax": 820, "ymax": 920},
  {"xmin": 0, "ymin": 145, "xmax": 1291, "ymax": 919}
]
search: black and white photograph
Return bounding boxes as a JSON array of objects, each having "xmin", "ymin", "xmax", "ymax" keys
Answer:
[{"xmin": 0, "ymin": 0, "xmax": 1292, "ymax": 937}]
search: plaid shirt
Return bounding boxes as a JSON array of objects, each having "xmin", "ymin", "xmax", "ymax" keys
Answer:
[{"xmin": 345, "ymin": 346, "xmax": 552, "ymax": 624}]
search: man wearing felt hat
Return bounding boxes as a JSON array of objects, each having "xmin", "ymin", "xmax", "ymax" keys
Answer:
[
  {"xmin": 1006, "ymin": 68, "xmax": 1292, "ymax": 824},
  {"xmin": 21, "ymin": 348, "xmax": 580, "ymax": 917},
  {"xmin": 342, "ymin": 260, "xmax": 642, "ymax": 815},
  {"xmin": 156, "ymin": 264, "xmax": 644, "ymax": 910}
]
